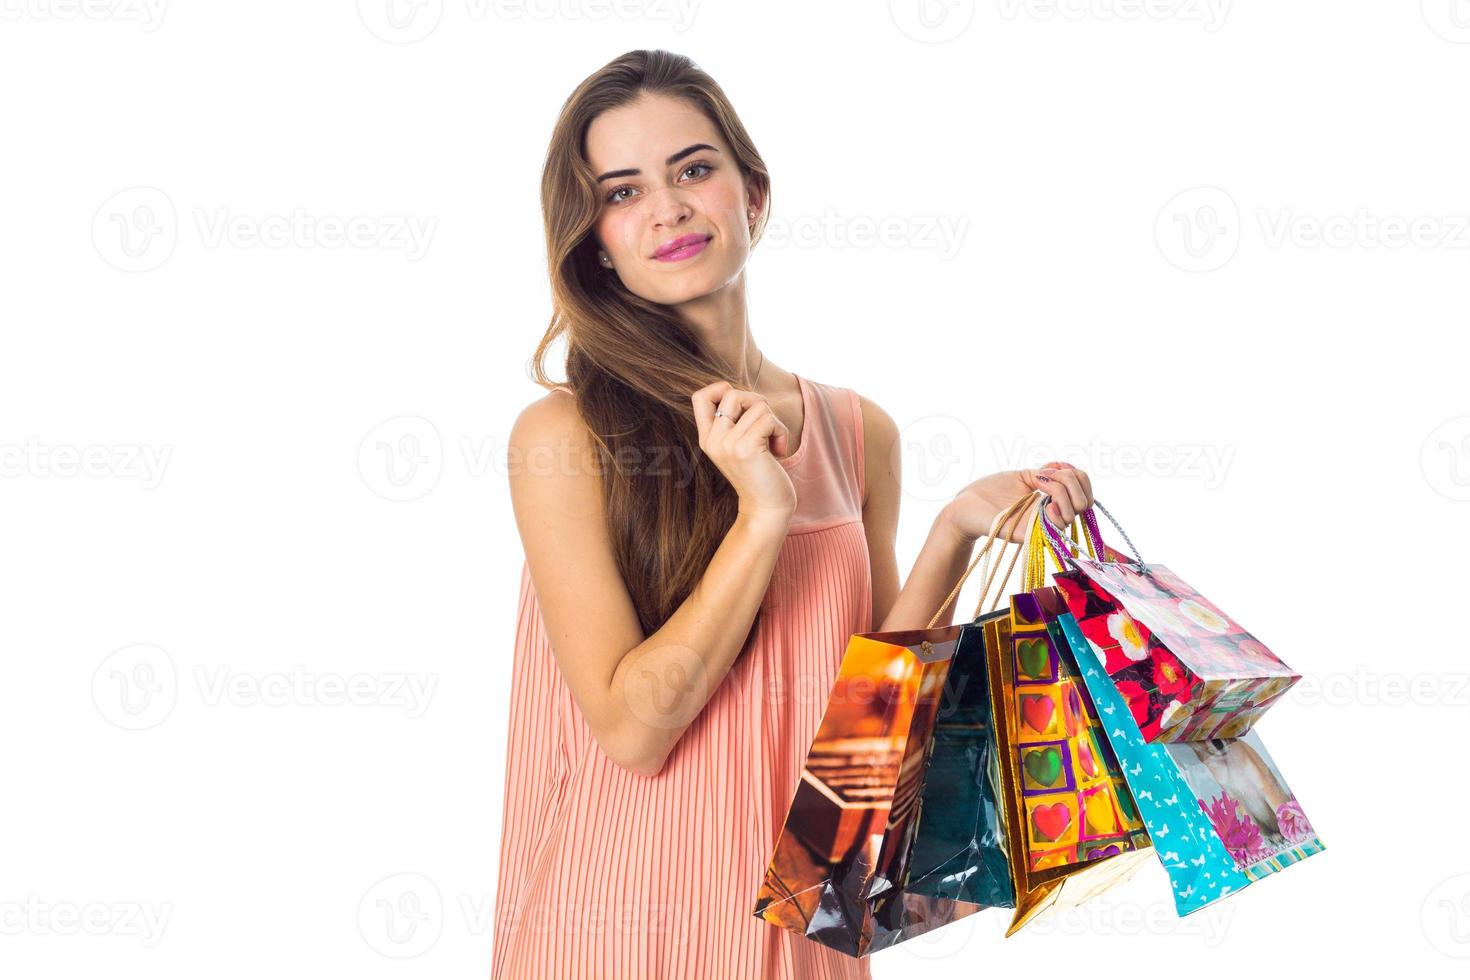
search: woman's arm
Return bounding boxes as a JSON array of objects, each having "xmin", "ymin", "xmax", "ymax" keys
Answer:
[
  {"xmin": 859, "ymin": 396, "xmax": 979, "ymax": 631},
  {"xmin": 509, "ymin": 390, "xmax": 790, "ymax": 780}
]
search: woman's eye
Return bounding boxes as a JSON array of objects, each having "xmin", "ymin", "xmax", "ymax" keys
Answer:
[{"xmin": 605, "ymin": 162, "xmax": 710, "ymax": 205}]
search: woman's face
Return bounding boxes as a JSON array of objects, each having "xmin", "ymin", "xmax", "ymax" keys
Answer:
[{"xmin": 585, "ymin": 92, "xmax": 761, "ymax": 306}]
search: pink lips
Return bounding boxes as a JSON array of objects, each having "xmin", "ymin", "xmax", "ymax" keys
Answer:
[{"xmin": 653, "ymin": 233, "xmax": 711, "ymax": 262}]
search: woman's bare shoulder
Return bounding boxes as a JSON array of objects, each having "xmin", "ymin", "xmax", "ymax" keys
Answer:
[
  {"xmin": 511, "ymin": 386, "xmax": 587, "ymax": 449},
  {"xmin": 853, "ymin": 392, "xmax": 898, "ymax": 450},
  {"xmin": 508, "ymin": 387, "xmax": 600, "ymax": 487}
]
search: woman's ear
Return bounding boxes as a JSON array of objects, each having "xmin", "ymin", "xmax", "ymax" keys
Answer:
[{"xmin": 745, "ymin": 179, "xmax": 765, "ymax": 224}]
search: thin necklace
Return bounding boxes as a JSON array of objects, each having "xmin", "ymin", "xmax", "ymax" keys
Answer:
[{"xmin": 749, "ymin": 349, "xmax": 765, "ymax": 390}]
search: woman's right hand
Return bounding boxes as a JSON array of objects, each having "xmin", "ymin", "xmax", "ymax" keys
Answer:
[{"xmin": 691, "ymin": 381, "xmax": 797, "ymax": 525}]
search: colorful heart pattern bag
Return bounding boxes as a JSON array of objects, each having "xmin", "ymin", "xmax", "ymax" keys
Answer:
[
  {"xmin": 940, "ymin": 494, "xmax": 1154, "ymax": 936},
  {"xmin": 983, "ymin": 607, "xmax": 1155, "ymax": 935},
  {"xmin": 1006, "ymin": 588, "xmax": 1150, "ymax": 873}
]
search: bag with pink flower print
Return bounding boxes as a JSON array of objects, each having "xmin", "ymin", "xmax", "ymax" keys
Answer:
[
  {"xmin": 1036, "ymin": 501, "xmax": 1300, "ymax": 743},
  {"xmin": 1057, "ymin": 609, "xmax": 1325, "ymax": 915}
]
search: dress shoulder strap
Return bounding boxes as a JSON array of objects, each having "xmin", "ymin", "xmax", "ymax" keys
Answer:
[{"xmin": 788, "ymin": 374, "xmax": 866, "ymax": 527}]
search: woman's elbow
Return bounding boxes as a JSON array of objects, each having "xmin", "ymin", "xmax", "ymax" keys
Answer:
[{"xmin": 598, "ymin": 725, "xmax": 669, "ymax": 779}]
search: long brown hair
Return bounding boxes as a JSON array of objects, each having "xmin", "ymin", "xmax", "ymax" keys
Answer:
[{"xmin": 529, "ymin": 49, "xmax": 773, "ymax": 641}]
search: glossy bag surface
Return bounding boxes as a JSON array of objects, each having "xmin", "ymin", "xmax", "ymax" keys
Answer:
[
  {"xmin": 1060, "ymin": 611, "xmax": 1325, "ymax": 914},
  {"xmin": 1045, "ymin": 516, "xmax": 1298, "ymax": 743},
  {"xmin": 904, "ymin": 612, "xmax": 1015, "ymax": 911},
  {"xmin": 1005, "ymin": 587, "xmax": 1150, "ymax": 874},
  {"xmin": 752, "ymin": 625, "xmax": 989, "ymax": 957},
  {"xmin": 984, "ymin": 608, "xmax": 1154, "ymax": 935}
]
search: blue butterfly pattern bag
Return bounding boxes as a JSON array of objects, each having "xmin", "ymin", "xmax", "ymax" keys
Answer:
[{"xmin": 1057, "ymin": 612, "xmax": 1324, "ymax": 914}]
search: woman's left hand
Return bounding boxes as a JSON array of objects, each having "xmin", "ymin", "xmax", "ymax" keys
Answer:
[{"xmin": 942, "ymin": 461, "xmax": 1094, "ymax": 544}]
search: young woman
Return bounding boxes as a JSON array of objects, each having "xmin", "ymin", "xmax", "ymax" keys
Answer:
[{"xmin": 491, "ymin": 49, "xmax": 1095, "ymax": 980}]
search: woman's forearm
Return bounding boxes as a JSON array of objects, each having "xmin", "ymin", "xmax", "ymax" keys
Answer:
[
  {"xmin": 605, "ymin": 509, "xmax": 790, "ymax": 777},
  {"xmin": 877, "ymin": 503, "xmax": 980, "ymax": 633}
]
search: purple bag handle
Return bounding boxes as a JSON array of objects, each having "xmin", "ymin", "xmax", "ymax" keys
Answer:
[{"xmin": 1039, "ymin": 495, "xmax": 1145, "ymax": 569}]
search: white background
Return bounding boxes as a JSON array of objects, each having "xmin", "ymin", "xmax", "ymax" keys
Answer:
[{"xmin": 3, "ymin": 1, "xmax": 1469, "ymax": 977}]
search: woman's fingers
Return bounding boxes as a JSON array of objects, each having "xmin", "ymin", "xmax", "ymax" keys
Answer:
[
  {"xmin": 772, "ymin": 422, "xmax": 790, "ymax": 459},
  {"xmin": 1045, "ymin": 493, "xmax": 1075, "ymax": 527},
  {"xmin": 691, "ymin": 381, "xmax": 733, "ymax": 444},
  {"xmin": 762, "ymin": 411, "xmax": 791, "ymax": 458},
  {"xmin": 729, "ymin": 400, "xmax": 790, "ymax": 457},
  {"xmin": 1048, "ymin": 468, "xmax": 1090, "ymax": 516},
  {"xmin": 1033, "ymin": 461, "xmax": 1090, "ymax": 526},
  {"xmin": 1047, "ymin": 461, "xmax": 1094, "ymax": 506},
  {"xmin": 726, "ymin": 399, "xmax": 767, "ymax": 445},
  {"xmin": 713, "ymin": 387, "xmax": 749, "ymax": 427},
  {"xmin": 694, "ymin": 383, "xmax": 789, "ymax": 457},
  {"xmin": 1022, "ymin": 471, "xmax": 1066, "ymax": 524},
  {"xmin": 1070, "ymin": 464, "xmax": 1093, "ymax": 502}
]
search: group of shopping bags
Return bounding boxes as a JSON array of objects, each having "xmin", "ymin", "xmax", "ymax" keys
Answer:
[{"xmin": 751, "ymin": 490, "xmax": 1325, "ymax": 957}]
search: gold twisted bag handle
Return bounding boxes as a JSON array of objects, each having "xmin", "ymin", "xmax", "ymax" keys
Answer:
[
  {"xmin": 968, "ymin": 493, "xmax": 1104, "ymax": 618},
  {"xmin": 922, "ymin": 491, "xmax": 1038, "ymax": 630},
  {"xmin": 1022, "ymin": 499, "xmax": 1103, "ymax": 593},
  {"xmin": 971, "ymin": 494, "xmax": 1040, "ymax": 619}
]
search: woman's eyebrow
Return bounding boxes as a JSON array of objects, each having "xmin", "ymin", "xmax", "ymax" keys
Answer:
[{"xmin": 596, "ymin": 143, "xmax": 719, "ymax": 183}]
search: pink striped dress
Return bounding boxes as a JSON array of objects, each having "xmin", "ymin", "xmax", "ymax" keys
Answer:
[{"xmin": 491, "ymin": 374, "xmax": 875, "ymax": 979}]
